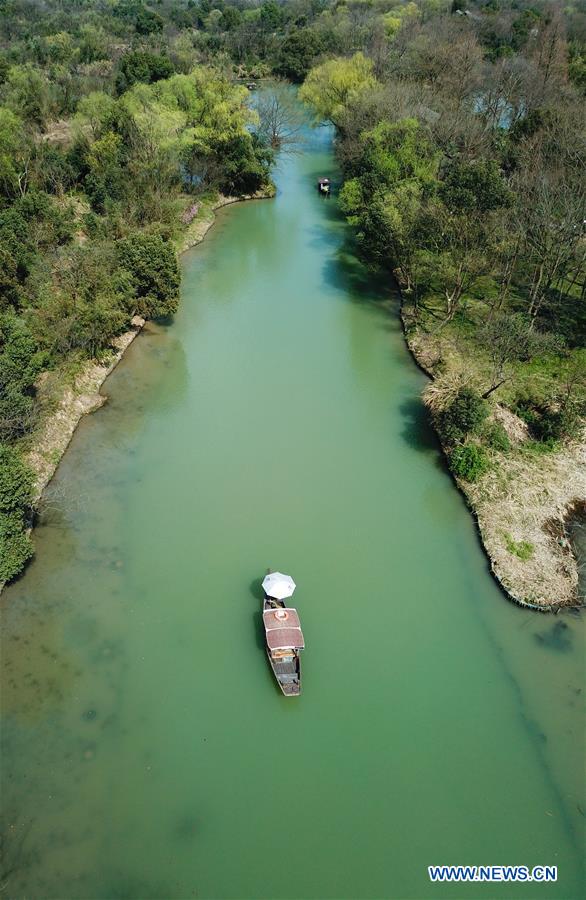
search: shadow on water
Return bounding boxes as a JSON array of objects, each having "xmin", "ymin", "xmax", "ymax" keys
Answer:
[
  {"xmin": 398, "ymin": 397, "xmax": 448, "ymax": 474},
  {"xmin": 251, "ymin": 611, "xmax": 265, "ymax": 652},
  {"xmin": 248, "ymin": 576, "xmax": 264, "ymax": 602},
  {"xmin": 249, "ymin": 577, "xmax": 265, "ymax": 652},
  {"xmin": 534, "ymin": 619, "xmax": 573, "ymax": 653},
  {"xmin": 322, "ymin": 245, "xmax": 399, "ymax": 312}
]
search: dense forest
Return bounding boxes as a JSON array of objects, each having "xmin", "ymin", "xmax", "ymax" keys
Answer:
[{"xmin": 1, "ymin": 0, "xmax": 585, "ymax": 584}]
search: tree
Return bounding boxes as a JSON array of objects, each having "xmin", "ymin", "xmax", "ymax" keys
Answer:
[
  {"xmin": 0, "ymin": 312, "xmax": 45, "ymax": 441},
  {"xmin": 339, "ymin": 118, "xmax": 438, "ymax": 289},
  {"xmin": 135, "ymin": 5, "xmax": 164, "ymax": 35},
  {"xmin": 3, "ymin": 64, "xmax": 52, "ymax": 128},
  {"xmin": 0, "ymin": 108, "xmax": 28, "ymax": 202},
  {"xmin": 116, "ymin": 231, "xmax": 180, "ymax": 318},
  {"xmin": 115, "ymin": 51, "xmax": 174, "ymax": 94},
  {"xmin": 439, "ymin": 160, "xmax": 513, "ymax": 214},
  {"xmin": 300, "ymin": 53, "xmax": 377, "ymax": 127},
  {"xmin": 479, "ymin": 313, "xmax": 560, "ymax": 399},
  {"xmin": 0, "ymin": 444, "xmax": 34, "ymax": 582},
  {"xmin": 74, "ymin": 91, "xmax": 116, "ymax": 140},
  {"xmin": 220, "ymin": 7, "xmax": 242, "ymax": 31},
  {"xmin": 439, "ymin": 387, "xmax": 488, "ymax": 444},
  {"xmin": 256, "ymin": 82, "xmax": 307, "ymax": 150},
  {"xmin": 260, "ymin": 1, "xmax": 283, "ymax": 32},
  {"xmin": 277, "ymin": 30, "xmax": 323, "ymax": 83}
]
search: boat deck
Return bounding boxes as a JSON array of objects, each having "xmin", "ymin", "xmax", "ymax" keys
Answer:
[{"xmin": 274, "ymin": 660, "xmax": 297, "ymax": 676}]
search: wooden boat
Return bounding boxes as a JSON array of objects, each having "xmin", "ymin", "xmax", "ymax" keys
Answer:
[
  {"xmin": 263, "ymin": 594, "xmax": 305, "ymax": 697},
  {"xmin": 317, "ymin": 177, "xmax": 331, "ymax": 196}
]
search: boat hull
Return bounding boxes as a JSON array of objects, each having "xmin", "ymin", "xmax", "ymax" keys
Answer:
[{"xmin": 263, "ymin": 597, "xmax": 302, "ymax": 696}]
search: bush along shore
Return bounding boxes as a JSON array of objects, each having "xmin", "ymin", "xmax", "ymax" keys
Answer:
[{"xmin": 299, "ymin": 14, "xmax": 585, "ymax": 610}]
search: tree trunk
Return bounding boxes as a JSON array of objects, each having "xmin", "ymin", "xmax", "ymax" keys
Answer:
[{"xmin": 482, "ymin": 378, "xmax": 509, "ymax": 400}]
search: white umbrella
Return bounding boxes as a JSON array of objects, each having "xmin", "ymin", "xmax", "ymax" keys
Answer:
[{"xmin": 262, "ymin": 571, "xmax": 296, "ymax": 600}]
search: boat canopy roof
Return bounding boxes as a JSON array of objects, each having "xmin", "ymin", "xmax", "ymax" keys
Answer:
[{"xmin": 263, "ymin": 608, "xmax": 305, "ymax": 651}]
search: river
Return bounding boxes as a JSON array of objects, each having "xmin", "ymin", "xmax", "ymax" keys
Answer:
[{"xmin": 1, "ymin": 122, "xmax": 584, "ymax": 899}]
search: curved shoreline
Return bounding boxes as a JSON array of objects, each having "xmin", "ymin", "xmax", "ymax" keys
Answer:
[
  {"xmin": 400, "ymin": 299, "xmax": 585, "ymax": 613},
  {"xmin": 0, "ymin": 192, "xmax": 273, "ymax": 595},
  {"xmin": 7, "ymin": 187, "xmax": 583, "ymax": 612},
  {"xmin": 28, "ymin": 192, "xmax": 274, "ymax": 498}
]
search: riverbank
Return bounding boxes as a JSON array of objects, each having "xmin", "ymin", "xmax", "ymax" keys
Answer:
[
  {"xmin": 0, "ymin": 189, "xmax": 274, "ymax": 594},
  {"xmin": 401, "ymin": 301, "xmax": 585, "ymax": 611},
  {"xmin": 28, "ymin": 190, "xmax": 274, "ymax": 496},
  {"xmin": 176, "ymin": 189, "xmax": 275, "ymax": 255}
]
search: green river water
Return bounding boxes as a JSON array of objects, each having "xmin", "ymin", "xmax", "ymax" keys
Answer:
[{"xmin": 1, "ymin": 123, "xmax": 584, "ymax": 900}]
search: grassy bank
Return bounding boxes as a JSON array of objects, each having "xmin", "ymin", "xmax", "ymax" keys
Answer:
[{"xmin": 402, "ymin": 299, "xmax": 585, "ymax": 609}]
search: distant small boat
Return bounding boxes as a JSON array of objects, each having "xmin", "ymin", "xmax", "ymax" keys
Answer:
[
  {"xmin": 246, "ymin": 82, "xmax": 257, "ymax": 91},
  {"xmin": 262, "ymin": 571, "xmax": 304, "ymax": 697},
  {"xmin": 317, "ymin": 177, "xmax": 331, "ymax": 196}
]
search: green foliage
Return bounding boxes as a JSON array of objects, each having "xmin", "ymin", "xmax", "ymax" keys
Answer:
[
  {"xmin": 504, "ymin": 532, "xmax": 534, "ymax": 561},
  {"xmin": 0, "ymin": 443, "xmax": 34, "ymax": 512},
  {"xmin": 0, "ymin": 313, "xmax": 45, "ymax": 441},
  {"xmin": 116, "ymin": 51, "xmax": 174, "ymax": 94},
  {"xmin": 116, "ymin": 231, "xmax": 180, "ymax": 318},
  {"xmin": 260, "ymin": 1, "xmax": 284, "ymax": 31},
  {"xmin": 277, "ymin": 31, "xmax": 323, "ymax": 83},
  {"xmin": 439, "ymin": 388, "xmax": 488, "ymax": 445},
  {"xmin": 135, "ymin": 5, "xmax": 164, "ymax": 35},
  {"xmin": 217, "ymin": 133, "xmax": 273, "ymax": 196},
  {"xmin": 449, "ymin": 443, "xmax": 490, "ymax": 482},
  {"xmin": 0, "ymin": 509, "xmax": 34, "ymax": 582},
  {"xmin": 0, "ymin": 190, "xmax": 75, "ymax": 305},
  {"xmin": 514, "ymin": 392, "xmax": 584, "ymax": 444},
  {"xmin": 300, "ymin": 53, "xmax": 376, "ymax": 125},
  {"xmin": 0, "ymin": 108, "xmax": 27, "ymax": 201},
  {"xmin": 338, "ymin": 118, "xmax": 438, "ymax": 273},
  {"xmin": 220, "ymin": 7, "xmax": 242, "ymax": 31},
  {"xmin": 484, "ymin": 422, "xmax": 511, "ymax": 452},
  {"xmin": 84, "ymin": 131, "xmax": 126, "ymax": 211},
  {"xmin": 0, "ymin": 444, "xmax": 34, "ymax": 582},
  {"xmin": 359, "ymin": 119, "xmax": 438, "ymax": 189},
  {"xmin": 568, "ymin": 48, "xmax": 586, "ymax": 94},
  {"xmin": 439, "ymin": 160, "xmax": 512, "ymax": 213}
]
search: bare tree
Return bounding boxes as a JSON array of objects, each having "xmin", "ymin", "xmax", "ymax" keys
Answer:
[
  {"xmin": 256, "ymin": 81, "xmax": 308, "ymax": 152},
  {"xmin": 479, "ymin": 313, "xmax": 560, "ymax": 399}
]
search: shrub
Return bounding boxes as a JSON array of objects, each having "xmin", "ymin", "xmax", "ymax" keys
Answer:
[
  {"xmin": 514, "ymin": 393, "xmax": 584, "ymax": 443},
  {"xmin": 0, "ymin": 510, "xmax": 33, "ymax": 582},
  {"xmin": 484, "ymin": 421, "xmax": 511, "ymax": 452},
  {"xmin": 0, "ymin": 445, "xmax": 34, "ymax": 582},
  {"xmin": 0, "ymin": 313, "xmax": 45, "ymax": 441},
  {"xmin": 0, "ymin": 444, "xmax": 34, "ymax": 513},
  {"xmin": 116, "ymin": 231, "xmax": 180, "ymax": 318},
  {"xmin": 439, "ymin": 388, "xmax": 488, "ymax": 444},
  {"xmin": 537, "ymin": 405, "xmax": 584, "ymax": 443},
  {"xmin": 449, "ymin": 443, "xmax": 490, "ymax": 481},
  {"xmin": 115, "ymin": 51, "xmax": 174, "ymax": 94}
]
